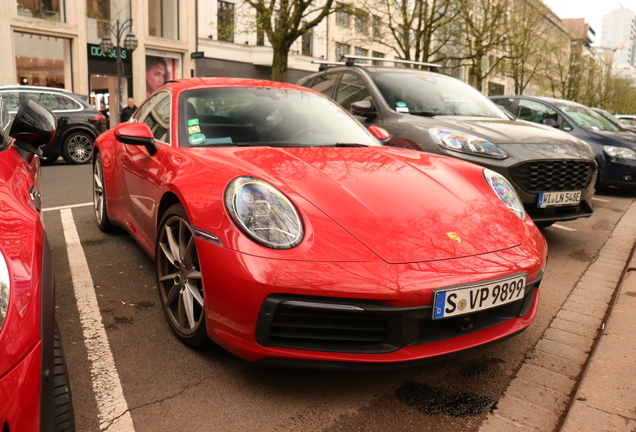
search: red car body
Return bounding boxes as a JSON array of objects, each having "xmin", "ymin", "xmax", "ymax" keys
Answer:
[
  {"xmin": 94, "ymin": 78, "xmax": 547, "ymax": 368},
  {"xmin": 0, "ymin": 98, "xmax": 74, "ymax": 430}
]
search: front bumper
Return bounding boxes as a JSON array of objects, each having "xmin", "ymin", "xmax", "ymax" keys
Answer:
[
  {"xmin": 0, "ymin": 342, "xmax": 41, "ymax": 432},
  {"xmin": 598, "ymin": 156, "xmax": 636, "ymax": 189},
  {"xmin": 196, "ymin": 227, "xmax": 547, "ymax": 366}
]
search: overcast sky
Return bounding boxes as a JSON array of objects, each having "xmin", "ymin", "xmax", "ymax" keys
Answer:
[{"xmin": 544, "ymin": 0, "xmax": 635, "ymax": 45}]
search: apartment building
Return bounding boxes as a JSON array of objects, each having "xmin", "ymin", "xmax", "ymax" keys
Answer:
[{"xmin": 600, "ymin": 7, "xmax": 636, "ymax": 77}]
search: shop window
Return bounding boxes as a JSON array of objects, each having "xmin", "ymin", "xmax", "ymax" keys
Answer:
[
  {"xmin": 218, "ymin": 1, "xmax": 235, "ymax": 42},
  {"xmin": 149, "ymin": 0, "xmax": 179, "ymax": 40},
  {"xmin": 17, "ymin": 0, "xmax": 65, "ymax": 22},
  {"xmin": 302, "ymin": 31, "xmax": 313, "ymax": 56},
  {"xmin": 14, "ymin": 32, "xmax": 72, "ymax": 89},
  {"xmin": 335, "ymin": 42, "xmax": 350, "ymax": 61}
]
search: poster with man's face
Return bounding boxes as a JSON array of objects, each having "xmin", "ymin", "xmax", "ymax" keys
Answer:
[{"xmin": 146, "ymin": 55, "xmax": 176, "ymax": 99}]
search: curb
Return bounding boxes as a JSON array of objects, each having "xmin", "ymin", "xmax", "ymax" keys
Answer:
[{"xmin": 478, "ymin": 201, "xmax": 636, "ymax": 432}]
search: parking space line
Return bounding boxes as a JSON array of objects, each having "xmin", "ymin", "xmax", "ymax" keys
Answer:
[
  {"xmin": 60, "ymin": 209, "xmax": 136, "ymax": 432},
  {"xmin": 552, "ymin": 224, "xmax": 578, "ymax": 232},
  {"xmin": 43, "ymin": 202, "xmax": 93, "ymax": 212},
  {"xmin": 592, "ymin": 197, "xmax": 610, "ymax": 202}
]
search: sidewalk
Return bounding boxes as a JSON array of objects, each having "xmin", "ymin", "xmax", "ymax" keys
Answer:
[{"xmin": 479, "ymin": 202, "xmax": 636, "ymax": 432}]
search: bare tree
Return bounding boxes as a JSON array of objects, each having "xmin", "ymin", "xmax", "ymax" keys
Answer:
[
  {"xmin": 361, "ymin": 0, "xmax": 464, "ymax": 64},
  {"xmin": 243, "ymin": 0, "xmax": 336, "ymax": 82}
]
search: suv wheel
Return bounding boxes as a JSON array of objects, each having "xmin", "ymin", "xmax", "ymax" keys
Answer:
[{"xmin": 62, "ymin": 132, "xmax": 93, "ymax": 164}]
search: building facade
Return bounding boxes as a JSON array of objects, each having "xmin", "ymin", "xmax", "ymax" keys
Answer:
[
  {"xmin": 600, "ymin": 7, "xmax": 636, "ymax": 77},
  {"xmin": 0, "ymin": 0, "xmax": 196, "ymax": 124}
]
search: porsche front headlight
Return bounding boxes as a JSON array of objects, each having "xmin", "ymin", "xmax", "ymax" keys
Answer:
[
  {"xmin": 429, "ymin": 128, "xmax": 508, "ymax": 159},
  {"xmin": 604, "ymin": 146, "xmax": 636, "ymax": 160},
  {"xmin": 225, "ymin": 177, "xmax": 304, "ymax": 250},
  {"xmin": 484, "ymin": 169, "xmax": 526, "ymax": 221},
  {"xmin": 0, "ymin": 251, "xmax": 10, "ymax": 331}
]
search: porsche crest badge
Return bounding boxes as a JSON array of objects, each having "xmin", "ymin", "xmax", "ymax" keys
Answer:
[{"xmin": 446, "ymin": 232, "xmax": 462, "ymax": 243}]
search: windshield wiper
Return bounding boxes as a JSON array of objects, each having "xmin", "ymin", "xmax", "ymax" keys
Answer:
[
  {"xmin": 333, "ymin": 143, "xmax": 368, "ymax": 147},
  {"xmin": 407, "ymin": 111, "xmax": 439, "ymax": 117}
]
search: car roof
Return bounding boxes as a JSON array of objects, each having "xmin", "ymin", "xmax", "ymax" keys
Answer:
[
  {"xmin": 167, "ymin": 78, "xmax": 314, "ymax": 93},
  {"xmin": 0, "ymin": 85, "xmax": 71, "ymax": 93},
  {"xmin": 492, "ymin": 94, "xmax": 584, "ymax": 108}
]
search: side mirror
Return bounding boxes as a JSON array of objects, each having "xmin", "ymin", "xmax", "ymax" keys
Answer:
[
  {"xmin": 114, "ymin": 122, "xmax": 158, "ymax": 156},
  {"xmin": 542, "ymin": 118, "xmax": 558, "ymax": 128},
  {"xmin": 0, "ymin": 96, "xmax": 12, "ymax": 153},
  {"xmin": 350, "ymin": 100, "xmax": 377, "ymax": 118},
  {"xmin": 9, "ymin": 98, "xmax": 57, "ymax": 155},
  {"xmin": 368, "ymin": 125, "xmax": 390, "ymax": 141}
]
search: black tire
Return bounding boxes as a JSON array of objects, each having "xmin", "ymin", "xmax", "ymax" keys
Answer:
[
  {"xmin": 156, "ymin": 204, "xmax": 210, "ymax": 347},
  {"xmin": 93, "ymin": 153, "xmax": 115, "ymax": 232},
  {"xmin": 53, "ymin": 325, "xmax": 76, "ymax": 432},
  {"xmin": 61, "ymin": 132, "xmax": 93, "ymax": 164}
]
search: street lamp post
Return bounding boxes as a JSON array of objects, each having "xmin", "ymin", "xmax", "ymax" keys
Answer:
[{"xmin": 99, "ymin": 19, "xmax": 138, "ymax": 122}]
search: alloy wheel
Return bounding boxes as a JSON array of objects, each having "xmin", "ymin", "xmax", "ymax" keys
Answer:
[{"xmin": 157, "ymin": 215, "xmax": 204, "ymax": 336}]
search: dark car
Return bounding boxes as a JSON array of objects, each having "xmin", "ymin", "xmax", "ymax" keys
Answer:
[
  {"xmin": 298, "ymin": 57, "xmax": 597, "ymax": 227},
  {"xmin": 0, "ymin": 96, "xmax": 75, "ymax": 430},
  {"xmin": 593, "ymin": 108, "xmax": 636, "ymax": 133},
  {"xmin": 0, "ymin": 86, "xmax": 108, "ymax": 164},
  {"xmin": 491, "ymin": 95, "xmax": 636, "ymax": 190}
]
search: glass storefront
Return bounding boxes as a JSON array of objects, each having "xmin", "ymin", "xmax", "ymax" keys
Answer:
[
  {"xmin": 17, "ymin": 0, "xmax": 65, "ymax": 22},
  {"xmin": 14, "ymin": 32, "xmax": 72, "ymax": 89},
  {"xmin": 145, "ymin": 50, "xmax": 181, "ymax": 99}
]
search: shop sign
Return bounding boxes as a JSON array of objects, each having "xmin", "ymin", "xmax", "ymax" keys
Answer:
[{"xmin": 87, "ymin": 43, "xmax": 131, "ymax": 62}]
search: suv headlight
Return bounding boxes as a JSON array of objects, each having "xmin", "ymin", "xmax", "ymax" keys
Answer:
[
  {"xmin": 604, "ymin": 146, "xmax": 636, "ymax": 160},
  {"xmin": 225, "ymin": 177, "xmax": 304, "ymax": 250},
  {"xmin": 484, "ymin": 169, "xmax": 526, "ymax": 221},
  {"xmin": 0, "ymin": 251, "xmax": 10, "ymax": 331},
  {"xmin": 429, "ymin": 128, "xmax": 508, "ymax": 159}
]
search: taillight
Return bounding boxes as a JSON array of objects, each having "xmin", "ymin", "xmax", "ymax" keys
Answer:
[{"xmin": 94, "ymin": 114, "xmax": 107, "ymax": 121}]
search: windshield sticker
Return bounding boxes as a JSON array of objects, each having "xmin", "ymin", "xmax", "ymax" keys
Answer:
[
  {"xmin": 189, "ymin": 133, "xmax": 205, "ymax": 145},
  {"xmin": 187, "ymin": 118, "xmax": 199, "ymax": 127},
  {"xmin": 188, "ymin": 125, "xmax": 201, "ymax": 134},
  {"xmin": 396, "ymin": 101, "xmax": 409, "ymax": 113}
]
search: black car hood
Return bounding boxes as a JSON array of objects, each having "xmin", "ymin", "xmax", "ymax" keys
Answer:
[
  {"xmin": 401, "ymin": 115, "xmax": 590, "ymax": 148},
  {"xmin": 588, "ymin": 130, "xmax": 636, "ymax": 148}
]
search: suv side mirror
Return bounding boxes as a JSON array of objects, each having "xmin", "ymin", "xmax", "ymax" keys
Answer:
[
  {"xmin": 0, "ymin": 96, "xmax": 12, "ymax": 153},
  {"xmin": 9, "ymin": 98, "xmax": 57, "ymax": 155},
  {"xmin": 350, "ymin": 100, "xmax": 377, "ymax": 118},
  {"xmin": 114, "ymin": 122, "xmax": 158, "ymax": 156}
]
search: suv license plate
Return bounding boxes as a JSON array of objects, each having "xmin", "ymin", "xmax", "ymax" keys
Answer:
[
  {"xmin": 538, "ymin": 191, "xmax": 581, "ymax": 208},
  {"xmin": 432, "ymin": 274, "xmax": 527, "ymax": 320}
]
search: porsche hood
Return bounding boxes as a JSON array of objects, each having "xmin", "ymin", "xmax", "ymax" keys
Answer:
[{"xmin": 227, "ymin": 146, "xmax": 527, "ymax": 264}]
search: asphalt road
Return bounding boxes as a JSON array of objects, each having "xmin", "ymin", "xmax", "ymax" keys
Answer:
[{"xmin": 41, "ymin": 161, "xmax": 635, "ymax": 432}]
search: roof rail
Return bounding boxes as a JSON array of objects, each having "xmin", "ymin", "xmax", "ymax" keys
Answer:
[
  {"xmin": 342, "ymin": 55, "xmax": 441, "ymax": 71},
  {"xmin": 0, "ymin": 85, "xmax": 71, "ymax": 92},
  {"xmin": 311, "ymin": 60, "xmax": 346, "ymax": 71}
]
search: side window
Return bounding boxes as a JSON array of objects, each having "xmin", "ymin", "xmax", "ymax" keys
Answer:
[
  {"xmin": 26, "ymin": 92, "xmax": 59, "ymax": 111},
  {"xmin": 309, "ymin": 74, "xmax": 338, "ymax": 98},
  {"xmin": 56, "ymin": 95, "xmax": 82, "ymax": 111},
  {"xmin": 492, "ymin": 98, "xmax": 514, "ymax": 113},
  {"xmin": 517, "ymin": 99, "xmax": 557, "ymax": 125},
  {"xmin": 133, "ymin": 95, "xmax": 156, "ymax": 123},
  {"xmin": 336, "ymin": 73, "xmax": 372, "ymax": 111},
  {"xmin": 141, "ymin": 92, "xmax": 171, "ymax": 143},
  {"xmin": 0, "ymin": 92, "xmax": 20, "ymax": 113}
]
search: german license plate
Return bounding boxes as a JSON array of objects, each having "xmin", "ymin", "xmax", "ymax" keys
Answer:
[
  {"xmin": 537, "ymin": 191, "xmax": 581, "ymax": 208},
  {"xmin": 432, "ymin": 274, "xmax": 527, "ymax": 320}
]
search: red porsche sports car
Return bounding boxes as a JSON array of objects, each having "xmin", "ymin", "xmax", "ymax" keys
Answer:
[
  {"xmin": 0, "ymin": 97, "xmax": 75, "ymax": 429},
  {"xmin": 93, "ymin": 78, "xmax": 547, "ymax": 368}
]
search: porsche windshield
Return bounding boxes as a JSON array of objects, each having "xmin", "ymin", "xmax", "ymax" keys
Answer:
[
  {"xmin": 370, "ymin": 71, "xmax": 508, "ymax": 119},
  {"xmin": 179, "ymin": 87, "xmax": 380, "ymax": 147}
]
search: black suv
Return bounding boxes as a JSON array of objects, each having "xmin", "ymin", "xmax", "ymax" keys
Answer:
[
  {"xmin": 298, "ymin": 57, "xmax": 597, "ymax": 227},
  {"xmin": 0, "ymin": 86, "xmax": 108, "ymax": 164}
]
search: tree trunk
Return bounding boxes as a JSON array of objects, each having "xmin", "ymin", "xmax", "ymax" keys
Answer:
[{"xmin": 271, "ymin": 46, "xmax": 290, "ymax": 82}]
